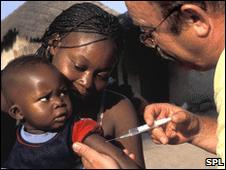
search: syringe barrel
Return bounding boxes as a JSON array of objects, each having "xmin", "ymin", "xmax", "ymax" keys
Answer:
[
  {"xmin": 136, "ymin": 117, "xmax": 172, "ymax": 134},
  {"xmin": 136, "ymin": 124, "xmax": 151, "ymax": 133}
]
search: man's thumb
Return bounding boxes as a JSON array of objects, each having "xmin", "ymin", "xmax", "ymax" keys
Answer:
[{"xmin": 73, "ymin": 142, "xmax": 87, "ymax": 156}]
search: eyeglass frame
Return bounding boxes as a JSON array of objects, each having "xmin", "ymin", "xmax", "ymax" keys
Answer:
[{"xmin": 139, "ymin": 3, "xmax": 183, "ymax": 49}]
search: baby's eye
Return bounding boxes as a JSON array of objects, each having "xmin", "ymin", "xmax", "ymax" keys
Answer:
[
  {"xmin": 59, "ymin": 89, "xmax": 68, "ymax": 97},
  {"xmin": 40, "ymin": 97, "xmax": 48, "ymax": 102},
  {"xmin": 39, "ymin": 93, "xmax": 51, "ymax": 102},
  {"xmin": 60, "ymin": 92, "xmax": 65, "ymax": 97}
]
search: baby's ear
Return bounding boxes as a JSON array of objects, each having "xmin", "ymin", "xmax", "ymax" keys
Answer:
[{"xmin": 8, "ymin": 104, "xmax": 24, "ymax": 121}]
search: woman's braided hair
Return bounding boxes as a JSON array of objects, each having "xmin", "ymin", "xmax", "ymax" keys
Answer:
[{"xmin": 36, "ymin": 2, "xmax": 123, "ymax": 60}]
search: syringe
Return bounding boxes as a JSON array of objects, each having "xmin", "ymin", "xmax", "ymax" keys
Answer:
[
  {"xmin": 105, "ymin": 103, "xmax": 188, "ymax": 142},
  {"xmin": 105, "ymin": 117, "xmax": 172, "ymax": 142}
]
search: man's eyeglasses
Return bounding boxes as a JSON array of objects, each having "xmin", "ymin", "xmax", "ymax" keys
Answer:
[
  {"xmin": 139, "ymin": 4, "xmax": 183, "ymax": 61},
  {"xmin": 139, "ymin": 4, "xmax": 182, "ymax": 48}
]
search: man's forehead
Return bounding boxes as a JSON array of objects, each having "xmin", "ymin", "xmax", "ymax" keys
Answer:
[
  {"xmin": 126, "ymin": 1, "xmax": 161, "ymax": 27},
  {"xmin": 131, "ymin": 16, "xmax": 151, "ymax": 27},
  {"xmin": 126, "ymin": 10, "xmax": 148, "ymax": 27}
]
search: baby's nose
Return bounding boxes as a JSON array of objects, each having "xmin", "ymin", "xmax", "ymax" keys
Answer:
[{"xmin": 52, "ymin": 96, "xmax": 66, "ymax": 109}]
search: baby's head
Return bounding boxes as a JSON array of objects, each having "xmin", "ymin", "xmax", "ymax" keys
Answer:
[{"xmin": 1, "ymin": 55, "xmax": 72, "ymax": 133}]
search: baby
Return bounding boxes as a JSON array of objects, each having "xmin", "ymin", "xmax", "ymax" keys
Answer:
[{"xmin": 2, "ymin": 55, "xmax": 140, "ymax": 169}]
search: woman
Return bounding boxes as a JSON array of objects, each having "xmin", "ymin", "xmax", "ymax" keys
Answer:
[{"xmin": 36, "ymin": 3, "xmax": 144, "ymax": 168}]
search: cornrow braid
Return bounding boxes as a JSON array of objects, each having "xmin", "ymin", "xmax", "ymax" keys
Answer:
[{"xmin": 36, "ymin": 3, "xmax": 123, "ymax": 60}]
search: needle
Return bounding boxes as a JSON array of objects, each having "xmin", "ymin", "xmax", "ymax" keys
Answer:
[{"xmin": 105, "ymin": 117, "xmax": 172, "ymax": 142}]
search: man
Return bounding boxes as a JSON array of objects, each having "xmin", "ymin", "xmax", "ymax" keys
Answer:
[{"xmin": 73, "ymin": 1, "xmax": 225, "ymax": 168}]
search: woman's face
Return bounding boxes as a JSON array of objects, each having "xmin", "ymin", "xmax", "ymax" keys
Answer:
[{"xmin": 50, "ymin": 32, "xmax": 117, "ymax": 99}]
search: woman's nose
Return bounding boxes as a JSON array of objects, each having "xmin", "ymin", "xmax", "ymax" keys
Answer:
[{"xmin": 79, "ymin": 72, "xmax": 94, "ymax": 90}]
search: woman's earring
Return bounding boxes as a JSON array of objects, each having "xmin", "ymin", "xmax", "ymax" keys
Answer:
[
  {"xmin": 107, "ymin": 77, "xmax": 115, "ymax": 85},
  {"xmin": 45, "ymin": 46, "xmax": 53, "ymax": 61},
  {"xmin": 52, "ymin": 40, "xmax": 59, "ymax": 47}
]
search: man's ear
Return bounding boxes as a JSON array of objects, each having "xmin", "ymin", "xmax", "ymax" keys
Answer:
[
  {"xmin": 180, "ymin": 4, "xmax": 210, "ymax": 37},
  {"xmin": 8, "ymin": 104, "xmax": 24, "ymax": 121}
]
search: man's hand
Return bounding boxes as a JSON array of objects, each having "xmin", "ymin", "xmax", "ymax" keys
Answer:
[
  {"xmin": 73, "ymin": 142, "xmax": 120, "ymax": 169},
  {"xmin": 73, "ymin": 142, "xmax": 136, "ymax": 169},
  {"xmin": 73, "ymin": 142, "xmax": 119, "ymax": 169},
  {"xmin": 144, "ymin": 103, "xmax": 200, "ymax": 145}
]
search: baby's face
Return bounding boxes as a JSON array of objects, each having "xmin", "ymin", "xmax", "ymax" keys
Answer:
[{"xmin": 17, "ymin": 64, "xmax": 72, "ymax": 132}]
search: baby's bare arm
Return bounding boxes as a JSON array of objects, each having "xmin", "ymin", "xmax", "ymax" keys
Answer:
[{"xmin": 83, "ymin": 133, "xmax": 141, "ymax": 169}]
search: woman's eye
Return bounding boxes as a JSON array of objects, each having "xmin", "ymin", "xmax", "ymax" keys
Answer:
[
  {"xmin": 96, "ymin": 74, "xmax": 109, "ymax": 81},
  {"xmin": 74, "ymin": 65, "xmax": 86, "ymax": 72}
]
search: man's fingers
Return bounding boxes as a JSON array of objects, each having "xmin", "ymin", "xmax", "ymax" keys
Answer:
[
  {"xmin": 165, "ymin": 122, "xmax": 177, "ymax": 138},
  {"xmin": 171, "ymin": 110, "xmax": 190, "ymax": 123},
  {"xmin": 81, "ymin": 157, "xmax": 93, "ymax": 169},
  {"xmin": 73, "ymin": 142, "xmax": 120, "ymax": 169},
  {"xmin": 151, "ymin": 127, "xmax": 168, "ymax": 144},
  {"xmin": 123, "ymin": 149, "xmax": 136, "ymax": 160},
  {"xmin": 144, "ymin": 103, "xmax": 194, "ymax": 145},
  {"xmin": 123, "ymin": 149, "xmax": 129, "ymax": 155},
  {"xmin": 144, "ymin": 103, "xmax": 173, "ymax": 126},
  {"xmin": 151, "ymin": 134, "xmax": 162, "ymax": 144},
  {"xmin": 73, "ymin": 142, "xmax": 96, "ymax": 160},
  {"xmin": 144, "ymin": 104, "xmax": 160, "ymax": 126},
  {"xmin": 129, "ymin": 153, "xmax": 136, "ymax": 160},
  {"xmin": 152, "ymin": 139, "xmax": 162, "ymax": 145}
]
